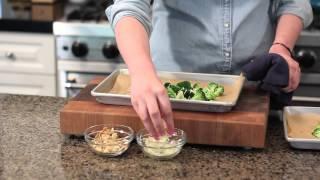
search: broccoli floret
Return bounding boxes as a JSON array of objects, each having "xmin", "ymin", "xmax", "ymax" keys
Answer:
[
  {"xmin": 203, "ymin": 87, "xmax": 217, "ymax": 101},
  {"xmin": 208, "ymin": 82, "xmax": 218, "ymax": 91},
  {"xmin": 164, "ymin": 80, "xmax": 224, "ymax": 101},
  {"xmin": 176, "ymin": 90, "xmax": 185, "ymax": 99},
  {"xmin": 192, "ymin": 83, "xmax": 201, "ymax": 90},
  {"xmin": 184, "ymin": 89, "xmax": 195, "ymax": 99},
  {"xmin": 312, "ymin": 128, "xmax": 320, "ymax": 138},
  {"xmin": 214, "ymin": 85, "xmax": 224, "ymax": 96},
  {"xmin": 164, "ymin": 82, "xmax": 171, "ymax": 88},
  {"xmin": 166, "ymin": 86, "xmax": 176, "ymax": 98},
  {"xmin": 312, "ymin": 125, "xmax": 320, "ymax": 138},
  {"xmin": 191, "ymin": 88, "xmax": 207, "ymax": 101},
  {"xmin": 177, "ymin": 81, "xmax": 192, "ymax": 90},
  {"xmin": 168, "ymin": 84, "xmax": 181, "ymax": 94}
]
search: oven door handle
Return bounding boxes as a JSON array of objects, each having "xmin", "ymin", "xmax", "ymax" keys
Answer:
[
  {"xmin": 292, "ymin": 96, "xmax": 320, "ymax": 103},
  {"xmin": 64, "ymin": 83, "xmax": 87, "ymax": 89}
]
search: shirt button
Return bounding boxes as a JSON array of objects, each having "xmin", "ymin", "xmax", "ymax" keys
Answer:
[
  {"xmin": 225, "ymin": 52, "xmax": 230, "ymax": 57},
  {"xmin": 224, "ymin": 23, "xmax": 230, "ymax": 28}
]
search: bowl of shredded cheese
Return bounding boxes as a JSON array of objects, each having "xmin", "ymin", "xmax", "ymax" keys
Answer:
[
  {"xmin": 136, "ymin": 128, "xmax": 186, "ymax": 160},
  {"xmin": 84, "ymin": 124, "xmax": 134, "ymax": 157}
]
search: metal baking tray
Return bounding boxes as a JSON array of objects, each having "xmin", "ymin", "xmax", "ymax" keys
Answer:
[
  {"xmin": 91, "ymin": 69, "xmax": 245, "ymax": 112},
  {"xmin": 283, "ymin": 106, "xmax": 320, "ymax": 150}
]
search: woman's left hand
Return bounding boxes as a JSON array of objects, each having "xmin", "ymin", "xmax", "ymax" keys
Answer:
[{"xmin": 269, "ymin": 44, "xmax": 301, "ymax": 92}]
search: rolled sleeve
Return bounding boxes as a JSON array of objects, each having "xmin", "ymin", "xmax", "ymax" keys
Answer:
[
  {"xmin": 275, "ymin": 0, "xmax": 313, "ymax": 28},
  {"xmin": 106, "ymin": 0, "xmax": 152, "ymax": 35}
]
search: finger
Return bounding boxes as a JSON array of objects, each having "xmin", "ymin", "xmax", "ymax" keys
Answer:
[
  {"xmin": 283, "ymin": 87, "xmax": 291, "ymax": 93},
  {"xmin": 282, "ymin": 56, "xmax": 301, "ymax": 92},
  {"xmin": 283, "ymin": 62, "xmax": 298, "ymax": 92},
  {"xmin": 142, "ymin": 106, "xmax": 160, "ymax": 139},
  {"xmin": 146, "ymin": 95, "xmax": 165, "ymax": 136},
  {"xmin": 288, "ymin": 64, "xmax": 300, "ymax": 91},
  {"xmin": 283, "ymin": 70, "xmax": 293, "ymax": 92},
  {"xmin": 286, "ymin": 76, "xmax": 296, "ymax": 92},
  {"xmin": 133, "ymin": 98, "xmax": 159, "ymax": 138},
  {"xmin": 292, "ymin": 67, "xmax": 301, "ymax": 90},
  {"xmin": 157, "ymin": 92, "xmax": 175, "ymax": 135}
]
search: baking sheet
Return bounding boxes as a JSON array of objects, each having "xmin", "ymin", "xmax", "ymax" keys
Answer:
[
  {"xmin": 91, "ymin": 69, "xmax": 245, "ymax": 112},
  {"xmin": 283, "ymin": 106, "xmax": 320, "ymax": 150}
]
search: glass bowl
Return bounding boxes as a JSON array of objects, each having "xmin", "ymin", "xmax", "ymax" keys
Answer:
[
  {"xmin": 136, "ymin": 128, "xmax": 186, "ymax": 160},
  {"xmin": 84, "ymin": 124, "xmax": 134, "ymax": 157}
]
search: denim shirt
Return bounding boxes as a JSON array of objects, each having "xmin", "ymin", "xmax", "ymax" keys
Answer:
[{"xmin": 106, "ymin": 0, "xmax": 313, "ymax": 74}]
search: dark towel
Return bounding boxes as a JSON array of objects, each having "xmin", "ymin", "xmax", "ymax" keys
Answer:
[{"xmin": 242, "ymin": 53, "xmax": 293, "ymax": 109}]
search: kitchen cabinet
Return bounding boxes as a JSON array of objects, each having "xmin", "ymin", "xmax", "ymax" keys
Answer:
[
  {"xmin": 0, "ymin": 32, "xmax": 55, "ymax": 74},
  {"xmin": 0, "ymin": 32, "xmax": 56, "ymax": 96},
  {"xmin": 0, "ymin": 72, "xmax": 55, "ymax": 96}
]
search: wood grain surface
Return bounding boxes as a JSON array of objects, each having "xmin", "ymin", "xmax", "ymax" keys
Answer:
[{"xmin": 60, "ymin": 77, "xmax": 270, "ymax": 148}]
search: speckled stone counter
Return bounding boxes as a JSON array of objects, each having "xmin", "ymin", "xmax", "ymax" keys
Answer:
[{"xmin": 0, "ymin": 94, "xmax": 319, "ymax": 180}]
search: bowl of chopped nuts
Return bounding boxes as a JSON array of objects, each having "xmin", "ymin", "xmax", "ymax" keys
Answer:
[
  {"xmin": 136, "ymin": 128, "xmax": 186, "ymax": 160},
  {"xmin": 84, "ymin": 124, "xmax": 134, "ymax": 157}
]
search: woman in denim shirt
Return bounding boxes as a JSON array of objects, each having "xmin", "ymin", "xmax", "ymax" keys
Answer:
[{"xmin": 106, "ymin": 0, "xmax": 313, "ymax": 137}]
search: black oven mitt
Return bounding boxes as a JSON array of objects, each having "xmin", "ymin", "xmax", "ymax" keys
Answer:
[{"xmin": 242, "ymin": 53, "xmax": 293, "ymax": 109}]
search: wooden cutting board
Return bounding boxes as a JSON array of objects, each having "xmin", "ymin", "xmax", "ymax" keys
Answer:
[{"xmin": 60, "ymin": 78, "xmax": 270, "ymax": 148}]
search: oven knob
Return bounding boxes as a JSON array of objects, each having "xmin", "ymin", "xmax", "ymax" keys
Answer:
[
  {"xmin": 103, "ymin": 43, "xmax": 119, "ymax": 59},
  {"xmin": 72, "ymin": 42, "xmax": 88, "ymax": 57},
  {"xmin": 295, "ymin": 50, "xmax": 317, "ymax": 68}
]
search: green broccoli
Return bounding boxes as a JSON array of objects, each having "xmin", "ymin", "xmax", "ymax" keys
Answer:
[
  {"xmin": 163, "ymin": 80, "xmax": 224, "ymax": 101},
  {"xmin": 192, "ymin": 83, "xmax": 201, "ymax": 90},
  {"xmin": 203, "ymin": 82, "xmax": 220, "ymax": 100},
  {"xmin": 312, "ymin": 125, "xmax": 320, "ymax": 138},
  {"xmin": 166, "ymin": 86, "xmax": 176, "ymax": 98},
  {"xmin": 191, "ymin": 88, "xmax": 207, "ymax": 101},
  {"xmin": 177, "ymin": 81, "xmax": 192, "ymax": 90},
  {"xmin": 208, "ymin": 82, "xmax": 218, "ymax": 91},
  {"xmin": 168, "ymin": 84, "xmax": 181, "ymax": 94},
  {"xmin": 215, "ymin": 85, "xmax": 224, "ymax": 96},
  {"xmin": 164, "ymin": 82, "xmax": 171, "ymax": 88},
  {"xmin": 176, "ymin": 90, "xmax": 186, "ymax": 99},
  {"xmin": 203, "ymin": 87, "xmax": 217, "ymax": 101},
  {"xmin": 184, "ymin": 89, "xmax": 195, "ymax": 99}
]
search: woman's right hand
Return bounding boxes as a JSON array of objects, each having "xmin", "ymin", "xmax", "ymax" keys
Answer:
[
  {"xmin": 113, "ymin": 17, "xmax": 173, "ymax": 138},
  {"xmin": 130, "ymin": 72, "xmax": 175, "ymax": 139}
]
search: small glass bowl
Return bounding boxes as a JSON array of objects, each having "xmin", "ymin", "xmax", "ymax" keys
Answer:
[
  {"xmin": 84, "ymin": 124, "xmax": 134, "ymax": 157},
  {"xmin": 136, "ymin": 128, "xmax": 186, "ymax": 160}
]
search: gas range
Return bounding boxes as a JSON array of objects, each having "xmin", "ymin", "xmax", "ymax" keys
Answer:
[
  {"xmin": 54, "ymin": 0, "xmax": 121, "ymax": 62},
  {"xmin": 295, "ymin": 29, "xmax": 320, "ymax": 77},
  {"xmin": 54, "ymin": 21, "xmax": 120, "ymax": 62},
  {"xmin": 293, "ymin": 28, "xmax": 320, "ymax": 103},
  {"xmin": 53, "ymin": 0, "xmax": 125, "ymax": 97}
]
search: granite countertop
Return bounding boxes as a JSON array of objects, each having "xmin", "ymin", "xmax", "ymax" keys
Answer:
[{"xmin": 0, "ymin": 94, "xmax": 319, "ymax": 180}]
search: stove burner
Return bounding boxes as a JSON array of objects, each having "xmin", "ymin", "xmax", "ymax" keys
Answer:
[
  {"xmin": 66, "ymin": 0, "xmax": 113, "ymax": 22},
  {"xmin": 67, "ymin": 9, "xmax": 105, "ymax": 21}
]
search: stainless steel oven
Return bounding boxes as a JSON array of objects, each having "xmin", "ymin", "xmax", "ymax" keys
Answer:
[
  {"xmin": 53, "ymin": 2, "xmax": 126, "ymax": 98},
  {"xmin": 60, "ymin": 71, "xmax": 105, "ymax": 98},
  {"xmin": 58, "ymin": 60, "xmax": 125, "ymax": 98},
  {"xmin": 293, "ymin": 30, "xmax": 320, "ymax": 105}
]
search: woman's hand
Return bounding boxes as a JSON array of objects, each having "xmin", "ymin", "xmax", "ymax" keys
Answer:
[
  {"xmin": 269, "ymin": 44, "xmax": 301, "ymax": 92},
  {"xmin": 269, "ymin": 14, "xmax": 303, "ymax": 92},
  {"xmin": 130, "ymin": 72, "xmax": 174, "ymax": 139},
  {"xmin": 113, "ymin": 17, "xmax": 174, "ymax": 138}
]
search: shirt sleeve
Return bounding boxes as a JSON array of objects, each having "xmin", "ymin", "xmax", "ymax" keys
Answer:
[
  {"xmin": 106, "ymin": 0, "xmax": 152, "ymax": 35},
  {"xmin": 274, "ymin": 0, "xmax": 313, "ymax": 28}
]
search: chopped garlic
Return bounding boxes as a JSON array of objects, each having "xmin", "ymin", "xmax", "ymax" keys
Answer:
[{"xmin": 144, "ymin": 135, "xmax": 180, "ymax": 157}]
